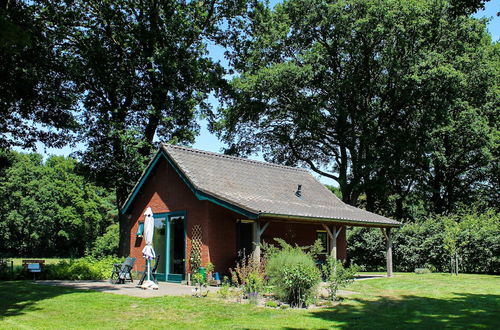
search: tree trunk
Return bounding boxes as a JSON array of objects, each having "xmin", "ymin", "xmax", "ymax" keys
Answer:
[{"xmin": 116, "ymin": 184, "xmax": 131, "ymax": 257}]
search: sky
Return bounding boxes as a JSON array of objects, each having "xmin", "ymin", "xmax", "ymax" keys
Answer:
[{"xmin": 22, "ymin": 1, "xmax": 500, "ymax": 186}]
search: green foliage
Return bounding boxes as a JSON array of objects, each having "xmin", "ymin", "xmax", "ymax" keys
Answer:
[
  {"xmin": 206, "ymin": 262, "xmax": 215, "ymax": 274},
  {"xmin": 42, "ymin": 257, "xmax": 122, "ymax": 280},
  {"xmin": 230, "ymin": 254, "xmax": 266, "ymax": 297},
  {"xmin": 217, "ymin": 276, "xmax": 232, "ymax": 299},
  {"xmin": 37, "ymin": 0, "xmax": 249, "ymax": 207},
  {"xmin": 265, "ymin": 300, "xmax": 279, "ymax": 308},
  {"xmin": 89, "ymin": 224, "xmax": 119, "ymax": 258},
  {"xmin": 190, "ymin": 247, "xmax": 202, "ymax": 274},
  {"xmin": 415, "ymin": 268, "xmax": 432, "ymax": 274},
  {"xmin": 322, "ymin": 258, "xmax": 359, "ymax": 301},
  {"xmin": 217, "ymin": 0, "xmax": 499, "ymax": 218},
  {"xmin": 246, "ymin": 272, "xmax": 264, "ymax": 296},
  {"xmin": 192, "ymin": 272, "xmax": 205, "ymax": 285},
  {"xmin": 348, "ymin": 209, "xmax": 500, "ymax": 274},
  {"xmin": 0, "ymin": 151, "xmax": 116, "ymax": 257},
  {"xmin": 266, "ymin": 244, "xmax": 321, "ymax": 308},
  {"xmin": 0, "ymin": 0, "xmax": 78, "ymax": 149}
]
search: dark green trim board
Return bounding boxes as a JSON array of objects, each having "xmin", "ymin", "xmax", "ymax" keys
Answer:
[
  {"xmin": 120, "ymin": 148, "xmax": 258, "ymax": 219},
  {"xmin": 195, "ymin": 190, "xmax": 258, "ymax": 219}
]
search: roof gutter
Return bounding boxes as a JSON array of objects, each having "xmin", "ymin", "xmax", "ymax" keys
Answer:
[{"xmin": 259, "ymin": 213, "xmax": 402, "ymax": 228}]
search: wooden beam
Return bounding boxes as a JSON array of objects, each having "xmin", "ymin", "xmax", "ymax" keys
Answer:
[
  {"xmin": 322, "ymin": 224, "xmax": 334, "ymax": 239},
  {"xmin": 335, "ymin": 226, "xmax": 343, "ymax": 239},
  {"xmin": 332, "ymin": 226, "xmax": 337, "ymax": 259},
  {"xmin": 380, "ymin": 227, "xmax": 388, "ymax": 240},
  {"xmin": 259, "ymin": 221, "xmax": 269, "ymax": 237},
  {"xmin": 322, "ymin": 224, "xmax": 343, "ymax": 259}
]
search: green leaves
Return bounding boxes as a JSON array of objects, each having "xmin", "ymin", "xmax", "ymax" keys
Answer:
[
  {"xmin": 217, "ymin": 0, "xmax": 498, "ymax": 217},
  {"xmin": 0, "ymin": 150, "xmax": 116, "ymax": 257}
]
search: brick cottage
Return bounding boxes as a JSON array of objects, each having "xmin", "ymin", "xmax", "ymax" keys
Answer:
[{"xmin": 121, "ymin": 143, "xmax": 401, "ymax": 282}]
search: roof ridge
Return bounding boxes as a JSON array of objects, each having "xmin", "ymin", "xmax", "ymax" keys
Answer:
[{"xmin": 161, "ymin": 143, "xmax": 309, "ymax": 173}]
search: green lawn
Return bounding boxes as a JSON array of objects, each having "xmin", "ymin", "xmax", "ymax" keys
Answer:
[
  {"xmin": 1, "ymin": 273, "xmax": 498, "ymax": 329},
  {"xmin": 8, "ymin": 258, "xmax": 69, "ymax": 268}
]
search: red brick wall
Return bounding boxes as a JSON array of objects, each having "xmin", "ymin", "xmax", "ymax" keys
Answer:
[
  {"xmin": 207, "ymin": 203, "xmax": 239, "ymax": 275},
  {"xmin": 126, "ymin": 155, "xmax": 348, "ymax": 276},
  {"xmin": 127, "ymin": 156, "xmax": 211, "ymax": 273}
]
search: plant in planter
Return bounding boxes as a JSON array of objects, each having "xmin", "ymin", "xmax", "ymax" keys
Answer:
[
  {"xmin": 205, "ymin": 262, "xmax": 220, "ymax": 286},
  {"xmin": 192, "ymin": 272, "xmax": 208, "ymax": 297}
]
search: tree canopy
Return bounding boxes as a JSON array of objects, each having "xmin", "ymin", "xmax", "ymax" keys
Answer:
[
  {"xmin": 0, "ymin": 150, "xmax": 116, "ymax": 257},
  {"xmin": 0, "ymin": 0, "xmax": 78, "ymax": 150},
  {"xmin": 215, "ymin": 0, "xmax": 499, "ymax": 219}
]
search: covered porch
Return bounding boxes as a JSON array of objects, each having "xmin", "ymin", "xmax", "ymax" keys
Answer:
[{"xmin": 242, "ymin": 217, "xmax": 396, "ymax": 277}]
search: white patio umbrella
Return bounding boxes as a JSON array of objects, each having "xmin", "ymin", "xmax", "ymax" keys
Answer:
[{"xmin": 141, "ymin": 207, "xmax": 158, "ymax": 290}]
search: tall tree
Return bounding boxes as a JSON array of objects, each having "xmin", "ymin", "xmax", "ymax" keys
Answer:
[
  {"xmin": 43, "ymin": 0, "xmax": 246, "ymax": 254},
  {"xmin": 216, "ymin": 0, "xmax": 498, "ymax": 218},
  {"xmin": 0, "ymin": 150, "xmax": 115, "ymax": 257},
  {"xmin": 0, "ymin": 0, "xmax": 78, "ymax": 150}
]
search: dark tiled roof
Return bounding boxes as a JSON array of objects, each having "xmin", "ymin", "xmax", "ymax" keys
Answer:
[{"xmin": 161, "ymin": 144, "xmax": 400, "ymax": 227}]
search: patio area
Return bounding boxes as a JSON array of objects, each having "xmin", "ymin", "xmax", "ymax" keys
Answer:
[
  {"xmin": 37, "ymin": 280, "xmax": 220, "ymax": 298},
  {"xmin": 35, "ymin": 276, "xmax": 385, "ymax": 298}
]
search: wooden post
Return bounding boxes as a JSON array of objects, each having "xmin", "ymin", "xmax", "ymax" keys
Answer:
[
  {"xmin": 252, "ymin": 221, "xmax": 260, "ymax": 262},
  {"xmin": 332, "ymin": 226, "xmax": 338, "ymax": 260},
  {"xmin": 322, "ymin": 224, "xmax": 342, "ymax": 259},
  {"xmin": 252, "ymin": 221, "xmax": 269, "ymax": 263},
  {"xmin": 385, "ymin": 228, "xmax": 393, "ymax": 277}
]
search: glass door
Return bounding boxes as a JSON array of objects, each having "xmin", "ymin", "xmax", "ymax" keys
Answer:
[
  {"xmin": 152, "ymin": 215, "xmax": 167, "ymax": 281},
  {"xmin": 168, "ymin": 216, "xmax": 185, "ymax": 277},
  {"xmin": 152, "ymin": 212, "xmax": 186, "ymax": 282}
]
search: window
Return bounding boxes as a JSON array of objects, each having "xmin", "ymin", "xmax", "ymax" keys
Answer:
[{"xmin": 136, "ymin": 221, "xmax": 144, "ymax": 237}]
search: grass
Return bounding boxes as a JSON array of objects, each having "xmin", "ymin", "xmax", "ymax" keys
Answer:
[
  {"xmin": 0, "ymin": 273, "xmax": 498, "ymax": 329},
  {"xmin": 8, "ymin": 258, "xmax": 70, "ymax": 268}
]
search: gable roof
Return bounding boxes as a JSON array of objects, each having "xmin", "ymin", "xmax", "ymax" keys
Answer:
[{"xmin": 121, "ymin": 143, "xmax": 401, "ymax": 227}]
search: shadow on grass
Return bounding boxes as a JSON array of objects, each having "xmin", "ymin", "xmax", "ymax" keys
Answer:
[
  {"xmin": 0, "ymin": 281, "xmax": 95, "ymax": 319},
  {"xmin": 304, "ymin": 292, "xmax": 500, "ymax": 329}
]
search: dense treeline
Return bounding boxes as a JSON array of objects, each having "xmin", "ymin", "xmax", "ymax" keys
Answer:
[
  {"xmin": 0, "ymin": 151, "xmax": 117, "ymax": 257},
  {"xmin": 348, "ymin": 209, "xmax": 500, "ymax": 274}
]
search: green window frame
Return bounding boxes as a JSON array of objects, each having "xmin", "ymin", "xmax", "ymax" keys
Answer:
[{"xmin": 136, "ymin": 221, "xmax": 144, "ymax": 237}]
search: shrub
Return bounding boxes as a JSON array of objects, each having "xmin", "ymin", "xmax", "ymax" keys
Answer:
[
  {"xmin": 192, "ymin": 272, "xmax": 208, "ymax": 298},
  {"xmin": 217, "ymin": 277, "xmax": 231, "ymax": 299},
  {"xmin": 89, "ymin": 224, "xmax": 119, "ymax": 258},
  {"xmin": 322, "ymin": 258, "xmax": 358, "ymax": 301},
  {"xmin": 206, "ymin": 262, "xmax": 215, "ymax": 275},
  {"xmin": 45, "ymin": 256, "xmax": 123, "ymax": 280},
  {"xmin": 266, "ymin": 244, "xmax": 321, "ymax": 308},
  {"xmin": 415, "ymin": 268, "xmax": 431, "ymax": 274},
  {"xmin": 230, "ymin": 253, "xmax": 266, "ymax": 297},
  {"xmin": 348, "ymin": 208, "xmax": 500, "ymax": 274},
  {"xmin": 265, "ymin": 300, "xmax": 279, "ymax": 308}
]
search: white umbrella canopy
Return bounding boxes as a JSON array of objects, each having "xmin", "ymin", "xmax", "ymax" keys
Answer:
[
  {"xmin": 142, "ymin": 207, "xmax": 156, "ymax": 260},
  {"xmin": 141, "ymin": 207, "xmax": 158, "ymax": 290}
]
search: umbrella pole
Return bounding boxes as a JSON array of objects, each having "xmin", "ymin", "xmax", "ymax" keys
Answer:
[{"xmin": 147, "ymin": 259, "xmax": 150, "ymax": 282}]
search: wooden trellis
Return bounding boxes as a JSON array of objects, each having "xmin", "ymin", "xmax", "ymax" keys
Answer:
[
  {"xmin": 189, "ymin": 224, "xmax": 203, "ymax": 273},
  {"xmin": 191, "ymin": 225, "xmax": 202, "ymax": 252}
]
